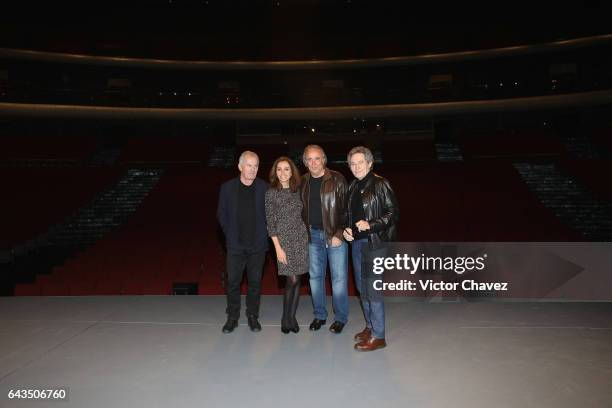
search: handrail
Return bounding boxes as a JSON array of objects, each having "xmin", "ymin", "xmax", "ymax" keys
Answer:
[
  {"xmin": 1, "ymin": 34, "xmax": 611, "ymax": 70},
  {"xmin": 2, "ymin": 90, "xmax": 611, "ymax": 120}
]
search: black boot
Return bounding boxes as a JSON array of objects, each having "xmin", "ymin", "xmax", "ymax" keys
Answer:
[
  {"xmin": 289, "ymin": 275, "xmax": 301, "ymax": 333},
  {"xmin": 281, "ymin": 277, "xmax": 293, "ymax": 334}
]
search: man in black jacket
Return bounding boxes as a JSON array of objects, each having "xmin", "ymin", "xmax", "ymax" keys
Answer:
[
  {"xmin": 343, "ymin": 146, "xmax": 399, "ymax": 351},
  {"xmin": 217, "ymin": 151, "xmax": 269, "ymax": 333}
]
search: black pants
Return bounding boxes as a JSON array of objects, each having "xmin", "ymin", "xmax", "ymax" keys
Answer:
[{"xmin": 225, "ymin": 250, "xmax": 266, "ymax": 320}]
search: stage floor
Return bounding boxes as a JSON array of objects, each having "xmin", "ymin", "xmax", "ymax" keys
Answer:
[{"xmin": 1, "ymin": 296, "xmax": 611, "ymax": 407}]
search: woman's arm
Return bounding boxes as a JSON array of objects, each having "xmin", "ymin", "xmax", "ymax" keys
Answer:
[{"xmin": 270, "ymin": 236, "xmax": 287, "ymax": 264}]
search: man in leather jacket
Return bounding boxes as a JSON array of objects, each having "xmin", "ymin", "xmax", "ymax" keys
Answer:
[
  {"xmin": 343, "ymin": 146, "xmax": 399, "ymax": 351},
  {"xmin": 300, "ymin": 145, "xmax": 349, "ymax": 333}
]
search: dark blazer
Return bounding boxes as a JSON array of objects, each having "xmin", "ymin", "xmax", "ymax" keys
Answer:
[{"xmin": 217, "ymin": 177, "xmax": 269, "ymax": 253}]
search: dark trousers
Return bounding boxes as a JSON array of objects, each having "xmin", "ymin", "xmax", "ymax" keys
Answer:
[{"xmin": 225, "ymin": 249, "xmax": 266, "ymax": 320}]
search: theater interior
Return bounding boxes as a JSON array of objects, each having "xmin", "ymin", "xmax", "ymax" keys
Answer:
[{"xmin": 1, "ymin": 2, "xmax": 611, "ymax": 407}]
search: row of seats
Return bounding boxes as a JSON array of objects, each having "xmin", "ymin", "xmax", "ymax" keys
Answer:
[
  {"xmin": 3, "ymin": 126, "xmax": 608, "ymax": 165},
  {"xmin": 457, "ymin": 128, "xmax": 567, "ymax": 159},
  {"xmin": 380, "ymin": 161, "xmax": 582, "ymax": 242},
  {"xmin": 1, "ymin": 167, "xmax": 122, "ymax": 249},
  {"xmin": 15, "ymin": 168, "xmax": 226, "ymax": 296},
  {"xmin": 559, "ymin": 158, "xmax": 612, "ymax": 204},
  {"xmin": 118, "ymin": 137, "xmax": 211, "ymax": 164},
  {"xmin": 0, "ymin": 136, "xmax": 98, "ymax": 161}
]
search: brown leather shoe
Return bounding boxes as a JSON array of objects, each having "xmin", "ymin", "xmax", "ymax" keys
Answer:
[
  {"xmin": 354, "ymin": 327, "xmax": 371, "ymax": 342},
  {"xmin": 354, "ymin": 337, "xmax": 386, "ymax": 352}
]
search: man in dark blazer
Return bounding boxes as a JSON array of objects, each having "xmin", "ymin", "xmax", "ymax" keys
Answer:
[{"xmin": 217, "ymin": 151, "xmax": 269, "ymax": 333}]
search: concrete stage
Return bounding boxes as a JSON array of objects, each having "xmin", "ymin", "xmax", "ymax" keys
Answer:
[{"xmin": 0, "ymin": 296, "xmax": 611, "ymax": 407}]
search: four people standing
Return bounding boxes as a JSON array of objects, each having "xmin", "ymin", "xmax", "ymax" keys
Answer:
[{"xmin": 217, "ymin": 145, "xmax": 398, "ymax": 351}]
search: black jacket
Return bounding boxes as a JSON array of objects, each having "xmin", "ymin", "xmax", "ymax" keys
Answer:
[
  {"xmin": 347, "ymin": 172, "xmax": 399, "ymax": 246},
  {"xmin": 300, "ymin": 168, "xmax": 348, "ymax": 243},
  {"xmin": 217, "ymin": 177, "xmax": 269, "ymax": 253}
]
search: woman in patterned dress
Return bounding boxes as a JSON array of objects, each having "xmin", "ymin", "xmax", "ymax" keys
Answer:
[{"xmin": 265, "ymin": 157, "xmax": 309, "ymax": 334}]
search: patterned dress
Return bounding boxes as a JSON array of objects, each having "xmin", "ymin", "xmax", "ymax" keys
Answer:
[{"xmin": 265, "ymin": 187, "xmax": 309, "ymax": 276}]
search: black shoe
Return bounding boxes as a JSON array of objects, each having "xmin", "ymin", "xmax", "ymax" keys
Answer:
[
  {"xmin": 247, "ymin": 315, "xmax": 261, "ymax": 332},
  {"xmin": 281, "ymin": 318, "xmax": 291, "ymax": 334},
  {"xmin": 309, "ymin": 318, "xmax": 326, "ymax": 331},
  {"xmin": 290, "ymin": 318, "xmax": 300, "ymax": 333},
  {"xmin": 222, "ymin": 318, "xmax": 238, "ymax": 333},
  {"xmin": 329, "ymin": 321, "xmax": 345, "ymax": 334}
]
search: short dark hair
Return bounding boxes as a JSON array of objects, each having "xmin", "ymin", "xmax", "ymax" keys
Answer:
[{"xmin": 269, "ymin": 156, "xmax": 301, "ymax": 193}]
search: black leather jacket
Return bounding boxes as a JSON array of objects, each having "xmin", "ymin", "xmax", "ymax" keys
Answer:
[
  {"xmin": 301, "ymin": 168, "xmax": 348, "ymax": 243},
  {"xmin": 347, "ymin": 171, "xmax": 399, "ymax": 246}
]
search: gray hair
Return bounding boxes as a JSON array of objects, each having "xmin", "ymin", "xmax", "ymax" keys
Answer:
[
  {"xmin": 302, "ymin": 144, "xmax": 327, "ymax": 166},
  {"xmin": 347, "ymin": 146, "xmax": 374, "ymax": 165},
  {"xmin": 238, "ymin": 150, "xmax": 259, "ymax": 166}
]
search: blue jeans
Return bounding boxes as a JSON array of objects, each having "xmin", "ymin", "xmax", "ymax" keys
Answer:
[
  {"xmin": 352, "ymin": 238, "xmax": 385, "ymax": 339},
  {"xmin": 309, "ymin": 228, "xmax": 349, "ymax": 324}
]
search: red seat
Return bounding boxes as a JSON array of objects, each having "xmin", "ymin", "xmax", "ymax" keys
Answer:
[
  {"xmin": 93, "ymin": 280, "xmax": 122, "ymax": 295},
  {"xmin": 40, "ymin": 282, "xmax": 70, "ymax": 296},
  {"xmin": 69, "ymin": 282, "xmax": 96, "ymax": 296},
  {"xmin": 14, "ymin": 283, "xmax": 41, "ymax": 296}
]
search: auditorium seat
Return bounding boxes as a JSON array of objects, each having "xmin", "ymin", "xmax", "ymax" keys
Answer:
[{"xmin": 14, "ymin": 283, "xmax": 41, "ymax": 296}]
